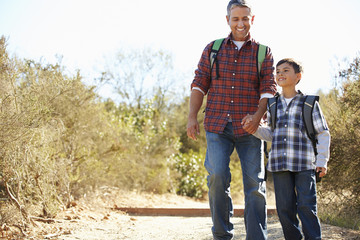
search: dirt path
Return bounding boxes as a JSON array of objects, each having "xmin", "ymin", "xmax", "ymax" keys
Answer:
[
  {"xmin": 55, "ymin": 214, "xmax": 360, "ymax": 240},
  {"xmin": 59, "ymin": 214, "xmax": 284, "ymax": 240},
  {"xmin": 5, "ymin": 188, "xmax": 360, "ymax": 239}
]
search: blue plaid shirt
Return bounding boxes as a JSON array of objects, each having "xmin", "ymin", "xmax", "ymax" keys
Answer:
[{"xmin": 265, "ymin": 93, "xmax": 329, "ymax": 172}]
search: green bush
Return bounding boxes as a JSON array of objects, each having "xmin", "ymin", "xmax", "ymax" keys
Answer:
[
  {"xmin": 317, "ymin": 55, "xmax": 360, "ymax": 230},
  {"xmin": 171, "ymin": 150, "xmax": 208, "ymax": 199}
]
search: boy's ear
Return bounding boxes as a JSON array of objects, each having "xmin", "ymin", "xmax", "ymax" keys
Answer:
[{"xmin": 296, "ymin": 72, "xmax": 302, "ymax": 84}]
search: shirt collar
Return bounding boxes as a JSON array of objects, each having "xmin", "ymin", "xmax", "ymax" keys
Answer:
[
  {"xmin": 279, "ymin": 90, "xmax": 304, "ymax": 101},
  {"xmin": 225, "ymin": 32, "xmax": 253, "ymax": 46}
]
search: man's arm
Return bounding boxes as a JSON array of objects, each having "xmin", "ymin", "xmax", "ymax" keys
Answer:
[
  {"xmin": 187, "ymin": 90, "xmax": 204, "ymax": 140},
  {"xmin": 242, "ymin": 47, "xmax": 276, "ymax": 134}
]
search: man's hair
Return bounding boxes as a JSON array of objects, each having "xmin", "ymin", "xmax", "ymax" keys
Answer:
[
  {"xmin": 227, "ymin": 0, "xmax": 253, "ymax": 16},
  {"xmin": 276, "ymin": 58, "xmax": 303, "ymax": 74}
]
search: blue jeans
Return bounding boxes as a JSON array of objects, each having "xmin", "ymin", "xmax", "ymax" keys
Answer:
[
  {"xmin": 272, "ymin": 170, "xmax": 321, "ymax": 240},
  {"xmin": 205, "ymin": 123, "xmax": 267, "ymax": 240}
]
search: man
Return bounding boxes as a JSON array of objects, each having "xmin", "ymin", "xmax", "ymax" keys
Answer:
[{"xmin": 187, "ymin": 0, "xmax": 277, "ymax": 239}]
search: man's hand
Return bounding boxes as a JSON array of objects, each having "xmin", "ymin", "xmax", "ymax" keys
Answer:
[
  {"xmin": 187, "ymin": 117, "xmax": 200, "ymax": 140},
  {"xmin": 242, "ymin": 114, "xmax": 261, "ymax": 134},
  {"xmin": 187, "ymin": 89, "xmax": 204, "ymax": 141}
]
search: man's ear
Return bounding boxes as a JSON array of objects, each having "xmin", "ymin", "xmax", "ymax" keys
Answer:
[
  {"xmin": 226, "ymin": 15, "xmax": 230, "ymax": 25},
  {"xmin": 251, "ymin": 15, "xmax": 255, "ymax": 24}
]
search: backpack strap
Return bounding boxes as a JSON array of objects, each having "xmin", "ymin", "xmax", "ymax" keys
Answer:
[
  {"xmin": 267, "ymin": 92, "xmax": 279, "ymax": 131},
  {"xmin": 257, "ymin": 44, "xmax": 267, "ymax": 78},
  {"xmin": 210, "ymin": 38, "xmax": 225, "ymax": 79},
  {"xmin": 302, "ymin": 95, "xmax": 320, "ymax": 156},
  {"xmin": 210, "ymin": 39, "xmax": 267, "ymax": 80}
]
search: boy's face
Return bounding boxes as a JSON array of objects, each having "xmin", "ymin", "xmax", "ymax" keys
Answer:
[
  {"xmin": 276, "ymin": 63, "xmax": 301, "ymax": 88},
  {"xmin": 226, "ymin": 6, "xmax": 254, "ymax": 41}
]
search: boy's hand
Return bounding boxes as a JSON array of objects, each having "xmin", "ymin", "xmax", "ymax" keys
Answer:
[{"xmin": 316, "ymin": 167, "xmax": 327, "ymax": 178}]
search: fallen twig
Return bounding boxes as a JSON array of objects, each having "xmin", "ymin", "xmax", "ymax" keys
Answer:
[{"xmin": 31, "ymin": 216, "xmax": 63, "ymax": 224}]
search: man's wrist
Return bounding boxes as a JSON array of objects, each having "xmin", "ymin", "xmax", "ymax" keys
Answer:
[{"xmin": 188, "ymin": 113, "xmax": 198, "ymax": 120}]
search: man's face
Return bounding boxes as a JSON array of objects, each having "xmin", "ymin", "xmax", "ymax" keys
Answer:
[{"xmin": 226, "ymin": 6, "xmax": 254, "ymax": 41}]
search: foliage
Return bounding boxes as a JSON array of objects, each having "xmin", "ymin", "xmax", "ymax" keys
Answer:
[
  {"xmin": 317, "ymin": 55, "xmax": 360, "ymax": 230},
  {"xmin": 0, "ymin": 36, "xmax": 188, "ymax": 228},
  {"xmin": 0, "ymin": 34, "xmax": 242, "ymax": 230},
  {"xmin": 170, "ymin": 150, "xmax": 208, "ymax": 199},
  {"xmin": 0, "ymin": 36, "xmax": 120, "ymax": 222},
  {"xmin": 106, "ymin": 97, "xmax": 181, "ymax": 193}
]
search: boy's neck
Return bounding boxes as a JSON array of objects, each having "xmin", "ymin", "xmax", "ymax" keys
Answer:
[{"xmin": 281, "ymin": 87, "xmax": 298, "ymax": 98}]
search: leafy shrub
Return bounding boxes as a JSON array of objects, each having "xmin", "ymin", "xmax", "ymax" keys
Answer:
[
  {"xmin": 170, "ymin": 150, "xmax": 208, "ymax": 199},
  {"xmin": 317, "ymin": 55, "xmax": 360, "ymax": 230}
]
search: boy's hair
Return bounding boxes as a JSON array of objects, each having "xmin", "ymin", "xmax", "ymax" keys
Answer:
[
  {"xmin": 227, "ymin": 0, "xmax": 253, "ymax": 16},
  {"xmin": 276, "ymin": 58, "xmax": 303, "ymax": 74}
]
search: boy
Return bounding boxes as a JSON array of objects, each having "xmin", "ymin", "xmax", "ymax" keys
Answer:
[{"xmin": 244, "ymin": 58, "xmax": 331, "ymax": 240}]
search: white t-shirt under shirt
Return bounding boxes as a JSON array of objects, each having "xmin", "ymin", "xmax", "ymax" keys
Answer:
[{"xmin": 233, "ymin": 40, "xmax": 245, "ymax": 50}]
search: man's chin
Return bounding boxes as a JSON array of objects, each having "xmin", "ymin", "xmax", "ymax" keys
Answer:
[{"xmin": 232, "ymin": 32, "xmax": 248, "ymax": 41}]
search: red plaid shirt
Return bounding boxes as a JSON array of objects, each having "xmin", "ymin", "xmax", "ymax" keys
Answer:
[{"xmin": 191, "ymin": 34, "xmax": 277, "ymax": 137}]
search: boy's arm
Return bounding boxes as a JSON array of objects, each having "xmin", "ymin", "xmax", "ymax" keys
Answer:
[
  {"xmin": 247, "ymin": 110, "xmax": 273, "ymax": 142},
  {"xmin": 316, "ymin": 130, "xmax": 331, "ymax": 169},
  {"xmin": 252, "ymin": 125, "xmax": 273, "ymax": 142},
  {"xmin": 313, "ymin": 102, "xmax": 331, "ymax": 176}
]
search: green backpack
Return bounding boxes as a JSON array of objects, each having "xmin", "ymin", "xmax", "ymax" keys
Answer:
[
  {"xmin": 210, "ymin": 38, "xmax": 267, "ymax": 79},
  {"xmin": 267, "ymin": 94, "xmax": 320, "ymax": 156}
]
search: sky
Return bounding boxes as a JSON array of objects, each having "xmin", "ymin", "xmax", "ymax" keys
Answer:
[{"xmin": 1, "ymin": 0, "xmax": 360, "ymax": 97}]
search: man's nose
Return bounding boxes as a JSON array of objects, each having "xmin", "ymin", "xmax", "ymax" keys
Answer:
[{"xmin": 237, "ymin": 21, "xmax": 244, "ymax": 27}]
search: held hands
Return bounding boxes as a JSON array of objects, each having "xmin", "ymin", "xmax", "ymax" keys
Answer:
[
  {"xmin": 188, "ymin": 113, "xmax": 263, "ymax": 139},
  {"xmin": 241, "ymin": 114, "xmax": 261, "ymax": 134}
]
